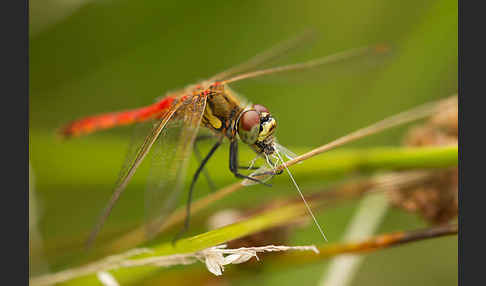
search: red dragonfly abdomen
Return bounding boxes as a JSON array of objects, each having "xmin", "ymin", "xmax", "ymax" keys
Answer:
[{"xmin": 60, "ymin": 96, "xmax": 176, "ymax": 138}]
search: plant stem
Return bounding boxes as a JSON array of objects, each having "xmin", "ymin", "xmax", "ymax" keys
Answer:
[
  {"xmin": 272, "ymin": 224, "xmax": 458, "ymax": 265},
  {"xmin": 108, "ymin": 145, "xmax": 457, "ymax": 252}
]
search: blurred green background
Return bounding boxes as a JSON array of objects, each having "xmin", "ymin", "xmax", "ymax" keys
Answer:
[{"xmin": 29, "ymin": 0, "xmax": 457, "ymax": 285}]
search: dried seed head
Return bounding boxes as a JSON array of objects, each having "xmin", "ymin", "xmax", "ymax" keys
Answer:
[
  {"xmin": 388, "ymin": 168, "xmax": 458, "ymax": 224},
  {"xmin": 404, "ymin": 125, "xmax": 457, "ymax": 147},
  {"xmin": 430, "ymin": 97, "xmax": 458, "ymax": 137},
  {"xmin": 388, "ymin": 98, "xmax": 458, "ymax": 224}
]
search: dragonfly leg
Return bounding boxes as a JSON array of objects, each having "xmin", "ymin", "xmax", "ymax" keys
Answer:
[
  {"xmin": 238, "ymin": 165, "xmax": 260, "ymax": 170},
  {"xmin": 229, "ymin": 140, "xmax": 271, "ymax": 187},
  {"xmin": 173, "ymin": 139, "xmax": 222, "ymax": 244},
  {"xmin": 252, "ymin": 169, "xmax": 284, "ymax": 177},
  {"xmin": 193, "ymin": 135, "xmax": 217, "ymax": 192}
]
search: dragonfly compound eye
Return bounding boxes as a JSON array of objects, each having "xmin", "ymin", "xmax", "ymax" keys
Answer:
[
  {"xmin": 253, "ymin": 104, "xmax": 269, "ymax": 114},
  {"xmin": 238, "ymin": 110, "xmax": 260, "ymax": 144}
]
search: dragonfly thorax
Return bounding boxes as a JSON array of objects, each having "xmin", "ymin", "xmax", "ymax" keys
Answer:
[{"xmin": 237, "ymin": 104, "xmax": 277, "ymax": 155}]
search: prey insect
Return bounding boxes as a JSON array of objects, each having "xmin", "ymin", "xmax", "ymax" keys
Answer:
[{"xmin": 60, "ymin": 33, "xmax": 388, "ymax": 246}]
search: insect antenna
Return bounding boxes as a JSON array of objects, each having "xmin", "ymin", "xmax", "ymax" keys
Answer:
[{"xmin": 274, "ymin": 150, "xmax": 328, "ymax": 242}]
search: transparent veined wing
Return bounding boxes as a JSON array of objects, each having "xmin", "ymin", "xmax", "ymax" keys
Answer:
[
  {"xmin": 206, "ymin": 30, "xmax": 390, "ymax": 87},
  {"xmin": 221, "ymin": 44, "xmax": 390, "ymax": 85},
  {"xmin": 144, "ymin": 94, "xmax": 207, "ymax": 240},
  {"xmin": 241, "ymin": 142, "xmax": 299, "ymax": 186},
  {"xmin": 209, "ymin": 30, "xmax": 316, "ymax": 81},
  {"xmin": 115, "ymin": 120, "xmax": 159, "ymax": 191},
  {"xmin": 86, "ymin": 96, "xmax": 187, "ymax": 247}
]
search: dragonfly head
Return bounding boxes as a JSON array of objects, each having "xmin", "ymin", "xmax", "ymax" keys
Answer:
[{"xmin": 237, "ymin": 104, "xmax": 277, "ymax": 155}]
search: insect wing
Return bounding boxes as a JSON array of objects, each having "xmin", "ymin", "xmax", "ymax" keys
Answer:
[
  {"xmin": 87, "ymin": 99, "xmax": 182, "ymax": 247},
  {"xmin": 144, "ymin": 95, "xmax": 207, "ymax": 239},
  {"xmin": 115, "ymin": 120, "xmax": 159, "ymax": 188},
  {"xmin": 241, "ymin": 165, "xmax": 274, "ymax": 186},
  {"xmin": 222, "ymin": 45, "xmax": 390, "ymax": 85},
  {"xmin": 210, "ymin": 30, "xmax": 315, "ymax": 81},
  {"xmin": 241, "ymin": 143, "xmax": 298, "ymax": 186},
  {"xmin": 274, "ymin": 142, "xmax": 298, "ymax": 161}
]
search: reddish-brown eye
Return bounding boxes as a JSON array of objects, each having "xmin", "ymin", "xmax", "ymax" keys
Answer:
[
  {"xmin": 253, "ymin": 104, "xmax": 269, "ymax": 114},
  {"xmin": 240, "ymin": 110, "xmax": 260, "ymax": 131}
]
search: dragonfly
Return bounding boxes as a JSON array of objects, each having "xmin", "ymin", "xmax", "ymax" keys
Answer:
[{"xmin": 61, "ymin": 33, "xmax": 389, "ymax": 247}]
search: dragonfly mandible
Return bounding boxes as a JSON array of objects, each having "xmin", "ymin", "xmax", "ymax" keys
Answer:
[{"xmin": 60, "ymin": 33, "xmax": 387, "ymax": 246}]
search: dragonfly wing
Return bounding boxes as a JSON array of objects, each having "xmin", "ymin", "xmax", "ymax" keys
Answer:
[
  {"xmin": 242, "ymin": 143, "xmax": 299, "ymax": 186},
  {"xmin": 222, "ymin": 45, "xmax": 390, "ymax": 85},
  {"xmin": 241, "ymin": 166, "xmax": 274, "ymax": 186},
  {"xmin": 210, "ymin": 30, "xmax": 316, "ymax": 81},
  {"xmin": 144, "ymin": 95, "xmax": 207, "ymax": 239},
  {"xmin": 87, "ymin": 100, "xmax": 183, "ymax": 247},
  {"xmin": 274, "ymin": 142, "xmax": 298, "ymax": 160},
  {"xmin": 116, "ymin": 119, "xmax": 159, "ymax": 187}
]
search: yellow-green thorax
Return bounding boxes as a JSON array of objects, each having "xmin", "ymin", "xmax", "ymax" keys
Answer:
[{"xmin": 201, "ymin": 84, "xmax": 246, "ymax": 139}]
